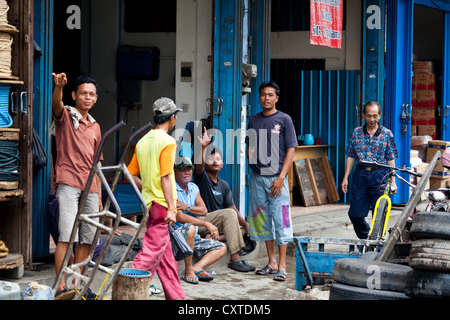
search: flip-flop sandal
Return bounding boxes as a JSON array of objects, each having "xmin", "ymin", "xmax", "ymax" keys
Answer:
[
  {"xmin": 255, "ymin": 265, "xmax": 276, "ymax": 275},
  {"xmin": 195, "ymin": 270, "xmax": 214, "ymax": 281},
  {"xmin": 182, "ymin": 275, "xmax": 199, "ymax": 284},
  {"xmin": 273, "ymin": 270, "xmax": 288, "ymax": 281}
]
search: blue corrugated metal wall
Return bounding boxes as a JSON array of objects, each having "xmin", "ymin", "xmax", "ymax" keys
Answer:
[
  {"xmin": 299, "ymin": 70, "xmax": 360, "ymax": 204},
  {"xmin": 32, "ymin": 0, "xmax": 53, "ymax": 258}
]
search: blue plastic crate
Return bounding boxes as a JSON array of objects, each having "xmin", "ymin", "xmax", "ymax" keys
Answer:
[{"xmin": 105, "ymin": 183, "xmax": 143, "ymax": 216}]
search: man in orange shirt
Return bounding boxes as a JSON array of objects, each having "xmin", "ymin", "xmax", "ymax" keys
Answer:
[
  {"xmin": 51, "ymin": 73, "xmax": 103, "ymax": 299},
  {"xmin": 127, "ymin": 97, "xmax": 185, "ymax": 300}
]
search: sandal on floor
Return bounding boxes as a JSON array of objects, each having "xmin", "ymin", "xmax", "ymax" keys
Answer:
[
  {"xmin": 182, "ymin": 275, "xmax": 199, "ymax": 284},
  {"xmin": 273, "ymin": 270, "xmax": 287, "ymax": 281},
  {"xmin": 241, "ymin": 260, "xmax": 256, "ymax": 271},
  {"xmin": 255, "ymin": 265, "xmax": 276, "ymax": 275},
  {"xmin": 228, "ymin": 260, "xmax": 253, "ymax": 272},
  {"xmin": 195, "ymin": 270, "xmax": 214, "ymax": 281},
  {"xmin": 149, "ymin": 285, "xmax": 162, "ymax": 294}
]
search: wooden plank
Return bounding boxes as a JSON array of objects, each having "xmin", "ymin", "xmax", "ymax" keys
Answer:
[
  {"xmin": 305, "ymin": 159, "xmax": 322, "ymax": 205},
  {"xmin": 293, "ymin": 159, "xmax": 316, "ymax": 206},
  {"xmin": 310, "ymin": 159, "xmax": 328, "ymax": 204},
  {"xmin": 0, "ymin": 253, "xmax": 23, "ymax": 270},
  {"xmin": 318, "ymin": 156, "xmax": 340, "ymax": 203},
  {"xmin": 0, "ymin": 189, "xmax": 23, "ymax": 201}
]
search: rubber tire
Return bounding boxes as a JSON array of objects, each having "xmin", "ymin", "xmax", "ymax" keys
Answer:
[
  {"xmin": 369, "ymin": 198, "xmax": 388, "ymax": 240},
  {"xmin": 329, "ymin": 283, "xmax": 410, "ymax": 300},
  {"xmin": 409, "ymin": 239, "xmax": 450, "ymax": 272},
  {"xmin": 405, "ymin": 270, "xmax": 450, "ymax": 299},
  {"xmin": 333, "ymin": 258, "xmax": 412, "ymax": 292},
  {"xmin": 410, "ymin": 211, "xmax": 450, "ymax": 240}
]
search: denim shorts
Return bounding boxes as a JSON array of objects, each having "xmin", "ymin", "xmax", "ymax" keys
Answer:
[
  {"xmin": 248, "ymin": 172, "xmax": 293, "ymax": 245},
  {"xmin": 56, "ymin": 183, "xmax": 99, "ymax": 244}
]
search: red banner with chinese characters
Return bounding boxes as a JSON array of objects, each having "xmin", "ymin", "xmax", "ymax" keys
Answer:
[{"xmin": 310, "ymin": 0, "xmax": 343, "ymax": 49}]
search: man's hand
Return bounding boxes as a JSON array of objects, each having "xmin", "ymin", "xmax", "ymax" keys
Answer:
[
  {"xmin": 390, "ymin": 180, "xmax": 398, "ymax": 194},
  {"xmin": 204, "ymin": 221, "xmax": 219, "ymax": 240},
  {"xmin": 197, "ymin": 126, "xmax": 212, "ymax": 148},
  {"xmin": 269, "ymin": 176, "xmax": 284, "ymax": 197},
  {"xmin": 165, "ymin": 208, "xmax": 177, "ymax": 226},
  {"xmin": 177, "ymin": 200, "xmax": 187, "ymax": 212},
  {"xmin": 52, "ymin": 72, "xmax": 67, "ymax": 87},
  {"xmin": 341, "ymin": 177, "xmax": 349, "ymax": 194}
]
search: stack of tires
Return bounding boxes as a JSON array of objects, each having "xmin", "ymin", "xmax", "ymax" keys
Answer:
[
  {"xmin": 405, "ymin": 211, "xmax": 450, "ymax": 299},
  {"xmin": 329, "ymin": 253, "xmax": 411, "ymax": 300}
]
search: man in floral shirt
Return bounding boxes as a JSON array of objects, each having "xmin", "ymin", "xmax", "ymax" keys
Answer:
[{"xmin": 341, "ymin": 101, "xmax": 398, "ymax": 239}]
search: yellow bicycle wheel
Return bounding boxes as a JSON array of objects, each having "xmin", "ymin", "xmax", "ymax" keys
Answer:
[{"xmin": 369, "ymin": 194, "xmax": 391, "ymax": 240}]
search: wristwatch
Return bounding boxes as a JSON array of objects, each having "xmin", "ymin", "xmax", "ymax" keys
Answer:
[{"xmin": 186, "ymin": 205, "xmax": 191, "ymax": 213}]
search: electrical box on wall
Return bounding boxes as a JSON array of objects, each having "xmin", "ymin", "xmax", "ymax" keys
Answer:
[
  {"xmin": 180, "ymin": 62, "xmax": 193, "ymax": 82},
  {"xmin": 117, "ymin": 45, "xmax": 160, "ymax": 80}
]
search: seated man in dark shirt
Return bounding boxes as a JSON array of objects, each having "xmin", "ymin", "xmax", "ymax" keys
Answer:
[{"xmin": 193, "ymin": 127, "xmax": 255, "ymax": 272}]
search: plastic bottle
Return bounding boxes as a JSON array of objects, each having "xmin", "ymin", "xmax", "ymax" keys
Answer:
[{"xmin": 0, "ymin": 280, "xmax": 21, "ymax": 300}]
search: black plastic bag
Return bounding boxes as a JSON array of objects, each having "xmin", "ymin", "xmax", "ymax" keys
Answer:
[
  {"xmin": 168, "ymin": 225, "xmax": 193, "ymax": 261},
  {"xmin": 33, "ymin": 128, "xmax": 47, "ymax": 171}
]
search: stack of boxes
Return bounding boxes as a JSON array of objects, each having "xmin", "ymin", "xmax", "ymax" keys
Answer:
[
  {"xmin": 426, "ymin": 140, "xmax": 450, "ymax": 188},
  {"xmin": 411, "ymin": 61, "xmax": 437, "ymax": 139}
]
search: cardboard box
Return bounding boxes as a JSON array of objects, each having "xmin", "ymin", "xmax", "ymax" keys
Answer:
[
  {"xmin": 425, "ymin": 141, "xmax": 450, "ymax": 178},
  {"xmin": 426, "ymin": 140, "xmax": 450, "ymax": 160},
  {"xmin": 415, "ymin": 90, "xmax": 436, "ymax": 108},
  {"xmin": 414, "ymin": 163, "xmax": 430, "ymax": 200},
  {"xmin": 430, "ymin": 160, "xmax": 450, "ymax": 179},
  {"xmin": 412, "ymin": 73, "xmax": 436, "ymax": 90},
  {"xmin": 413, "ymin": 61, "xmax": 433, "ymax": 74},
  {"xmin": 429, "ymin": 177, "xmax": 450, "ymax": 189},
  {"xmin": 417, "ymin": 125, "xmax": 437, "ymax": 139},
  {"xmin": 412, "ymin": 108, "xmax": 436, "ymax": 125}
]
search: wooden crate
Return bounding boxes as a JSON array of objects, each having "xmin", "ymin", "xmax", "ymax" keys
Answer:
[{"xmin": 293, "ymin": 156, "xmax": 339, "ymax": 206}]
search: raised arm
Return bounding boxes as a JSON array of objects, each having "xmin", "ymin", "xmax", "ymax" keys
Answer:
[
  {"xmin": 51, "ymin": 72, "xmax": 67, "ymax": 119},
  {"xmin": 194, "ymin": 126, "xmax": 212, "ymax": 176}
]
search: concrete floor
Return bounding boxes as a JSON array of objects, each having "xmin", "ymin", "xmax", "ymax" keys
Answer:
[{"xmin": 1, "ymin": 203, "xmax": 409, "ymax": 301}]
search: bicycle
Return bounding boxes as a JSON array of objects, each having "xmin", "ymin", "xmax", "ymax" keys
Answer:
[{"xmin": 358, "ymin": 160, "xmax": 422, "ymax": 242}]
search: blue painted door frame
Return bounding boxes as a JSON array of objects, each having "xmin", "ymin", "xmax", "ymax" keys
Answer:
[
  {"xmin": 212, "ymin": 0, "xmax": 270, "ymax": 212},
  {"xmin": 385, "ymin": 0, "xmax": 414, "ymax": 204},
  {"xmin": 441, "ymin": 11, "xmax": 450, "ymax": 140},
  {"xmin": 32, "ymin": 0, "xmax": 53, "ymax": 258},
  {"xmin": 362, "ymin": 0, "xmax": 385, "ymax": 111},
  {"xmin": 212, "ymin": 0, "xmax": 243, "ymax": 204},
  {"xmin": 386, "ymin": 0, "xmax": 450, "ymax": 204}
]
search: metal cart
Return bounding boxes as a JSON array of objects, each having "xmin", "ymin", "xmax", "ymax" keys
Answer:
[{"xmin": 52, "ymin": 121, "xmax": 152, "ymax": 300}]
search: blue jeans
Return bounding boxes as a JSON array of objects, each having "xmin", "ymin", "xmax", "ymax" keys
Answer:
[{"xmin": 348, "ymin": 167, "xmax": 389, "ymax": 239}]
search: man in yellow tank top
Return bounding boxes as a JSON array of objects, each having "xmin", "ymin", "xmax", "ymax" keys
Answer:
[{"xmin": 127, "ymin": 97, "xmax": 185, "ymax": 300}]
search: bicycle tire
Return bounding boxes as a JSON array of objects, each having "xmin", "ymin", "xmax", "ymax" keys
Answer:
[
  {"xmin": 329, "ymin": 283, "xmax": 410, "ymax": 300},
  {"xmin": 369, "ymin": 198, "xmax": 389, "ymax": 240}
]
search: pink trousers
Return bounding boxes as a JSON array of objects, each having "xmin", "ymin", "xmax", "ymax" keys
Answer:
[{"xmin": 132, "ymin": 201, "xmax": 185, "ymax": 300}]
